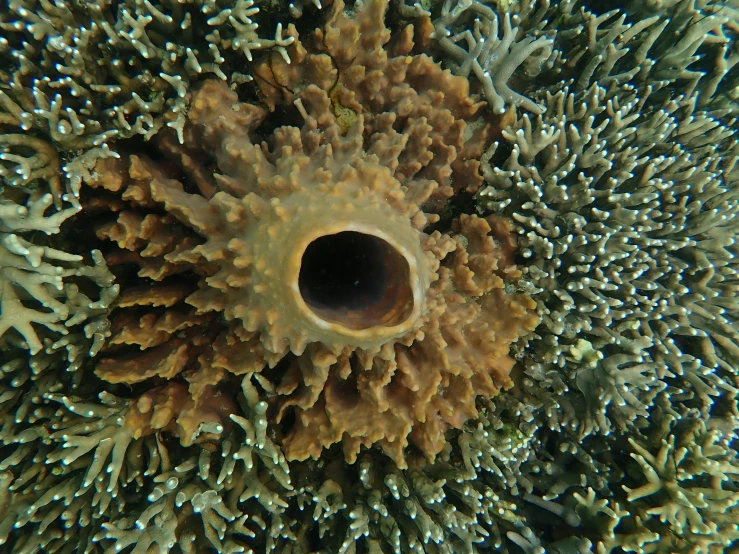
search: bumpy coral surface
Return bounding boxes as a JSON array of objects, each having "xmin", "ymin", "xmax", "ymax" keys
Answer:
[{"xmin": 84, "ymin": 0, "xmax": 538, "ymax": 468}]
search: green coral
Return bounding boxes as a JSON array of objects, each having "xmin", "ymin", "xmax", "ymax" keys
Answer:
[
  {"xmin": 0, "ymin": 0, "xmax": 297, "ymax": 148},
  {"xmin": 572, "ymin": 399, "xmax": 739, "ymax": 553},
  {"xmin": 0, "ymin": 0, "xmax": 738, "ymax": 553},
  {"xmin": 476, "ymin": 0, "xmax": 739, "ymax": 438}
]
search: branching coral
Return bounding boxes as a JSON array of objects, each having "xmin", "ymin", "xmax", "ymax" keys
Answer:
[
  {"xmin": 476, "ymin": 0, "xmax": 739, "ymax": 436},
  {"xmin": 290, "ymin": 400, "xmax": 533, "ymax": 554},
  {"xmin": 400, "ymin": 0, "xmax": 556, "ymax": 114},
  {"xmin": 83, "ymin": 0, "xmax": 538, "ymax": 468},
  {"xmin": 0, "ymin": 220, "xmax": 117, "ymax": 360},
  {"xmin": 1, "ymin": 27, "xmax": 122, "ymax": 366},
  {"xmin": 0, "ymin": 134, "xmax": 118, "ymax": 367},
  {"xmin": 620, "ymin": 418, "xmax": 739, "ymax": 552},
  {"xmin": 1, "ymin": 0, "xmax": 736, "ymax": 553},
  {"xmin": 0, "ymin": 370, "xmax": 296, "ymax": 553},
  {"xmin": 567, "ymin": 398, "xmax": 739, "ymax": 554},
  {"xmin": 0, "ymin": 0, "xmax": 304, "ymax": 147},
  {"xmin": 91, "ymin": 376, "xmax": 296, "ymax": 554}
]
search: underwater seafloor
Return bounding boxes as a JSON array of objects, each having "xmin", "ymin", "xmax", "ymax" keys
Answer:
[{"xmin": 0, "ymin": 0, "xmax": 738, "ymax": 553}]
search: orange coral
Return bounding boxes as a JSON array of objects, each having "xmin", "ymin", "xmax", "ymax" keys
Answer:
[{"xmin": 84, "ymin": 0, "xmax": 538, "ymax": 467}]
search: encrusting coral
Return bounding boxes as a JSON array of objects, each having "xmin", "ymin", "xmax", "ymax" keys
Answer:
[{"xmin": 83, "ymin": 0, "xmax": 538, "ymax": 469}]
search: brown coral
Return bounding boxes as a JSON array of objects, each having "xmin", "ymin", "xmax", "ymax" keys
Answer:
[{"xmin": 83, "ymin": 0, "xmax": 538, "ymax": 467}]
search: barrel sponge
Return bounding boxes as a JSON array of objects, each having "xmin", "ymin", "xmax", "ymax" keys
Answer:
[{"xmin": 85, "ymin": 0, "xmax": 538, "ymax": 468}]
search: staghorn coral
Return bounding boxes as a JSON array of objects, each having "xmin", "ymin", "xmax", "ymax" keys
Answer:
[
  {"xmin": 287, "ymin": 397, "xmax": 567, "ymax": 554},
  {"xmin": 0, "ymin": 207, "xmax": 117, "ymax": 361},
  {"xmin": 83, "ymin": 0, "xmax": 538, "ymax": 469},
  {"xmin": 288, "ymin": 400, "xmax": 534, "ymax": 554},
  {"xmin": 90, "ymin": 375, "xmax": 296, "ymax": 554},
  {"xmin": 566, "ymin": 397, "xmax": 739, "ymax": 554},
  {"xmin": 0, "ymin": 13, "xmax": 122, "ymax": 367},
  {"xmin": 0, "ymin": 370, "xmax": 295, "ymax": 553},
  {"xmin": 400, "ymin": 0, "xmax": 556, "ymax": 114},
  {"xmin": 616, "ymin": 416, "xmax": 739, "ymax": 553},
  {"xmin": 0, "ymin": 0, "xmax": 303, "ymax": 148},
  {"xmin": 476, "ymin": 0, "xmax": 739, "ymax": 437},
  {"xmin": 0, "ymin": 133, "xmax": 118, "ymax": 369},
  {"xmin": 0, "ymin": 0, "xmax": 737, "ymax": 552},
  {"xmin": 464, "ymin": 0, "xmax": 739, "ymax": 550}
]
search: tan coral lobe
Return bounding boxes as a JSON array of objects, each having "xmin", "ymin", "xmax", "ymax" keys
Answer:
[{"xmin": 85, "ymin": 0, "xmax": 538, "ymax": 467}]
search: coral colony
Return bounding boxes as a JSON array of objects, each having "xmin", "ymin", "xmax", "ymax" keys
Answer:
[{"xmin": 0, "ymin": 0, "xmax": 737, "ymax": 553}]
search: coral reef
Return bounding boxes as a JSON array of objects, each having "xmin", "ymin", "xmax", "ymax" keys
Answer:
[
  {"xmin": 0, "ymin": 0, "xmax": 300, "ymax": 370},
  {"xmin": 0, "ymin": 0, "xmax": 298, "ymax": 147},
  {"xmin": 569, "ymin": 396, "xmax": 739, "ymax": 554},
  {"xmin": 0, "ymin": 0, "xmax": 304, "ymax": 365},
  {"xmin": 84, "ymin": 0, "xmax": 538, "ymax": 469},
  {"xmin": 0, "ymin": 0, "xmax": 301, "ymax": 365},
  {"xmin": 0, "ymin": 125, "xmax": 118, "ymax": 373},
  {"xmin": 403, "ymin": 0, "xmax": 556, "ymax": 114},
  {"xmin": 476, "ymin": 0, "xmax": 739, "ymax": 438},
  {"xmin": 0, "ymin": 0, "xmax": 737, "ymax": 552}
]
